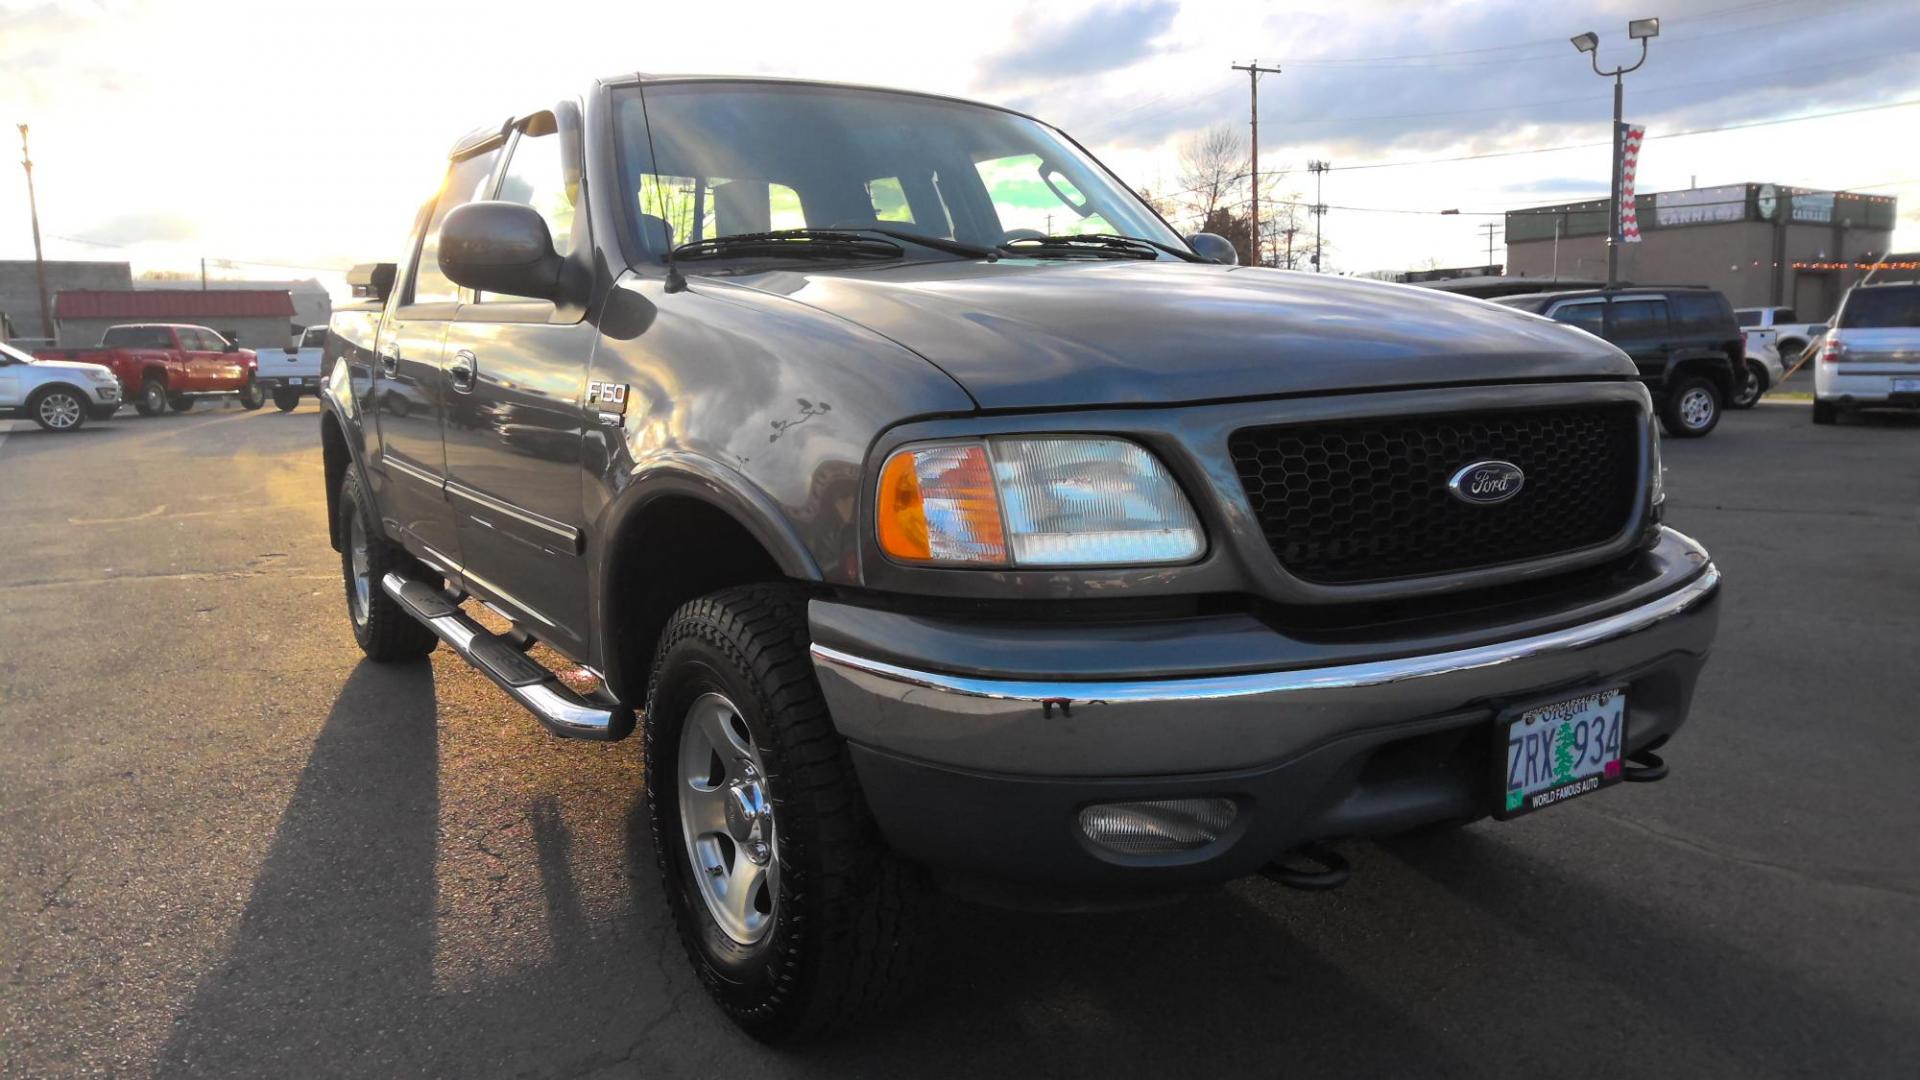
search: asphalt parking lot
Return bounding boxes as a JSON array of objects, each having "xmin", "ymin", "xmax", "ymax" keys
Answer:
[{"xmin": 2, "ymin": 396, "xmax": 1916, "ymax": 1078}]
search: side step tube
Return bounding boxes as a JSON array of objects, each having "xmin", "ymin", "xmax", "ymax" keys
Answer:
[{"xmin": 381, "ymin": 572, "xmax": 634, "ymax": 741}]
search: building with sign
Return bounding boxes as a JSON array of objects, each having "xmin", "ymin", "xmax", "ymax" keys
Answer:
[{"xmin": 1503, "ymin": 184, "xmax": 1897, "ymax": 320}]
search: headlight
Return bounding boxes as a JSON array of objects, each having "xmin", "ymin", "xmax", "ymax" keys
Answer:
[
  {"xmin": 86, "ymin": 368, "xmax": 118, "ymax": 383},
  {"xmin": 876, "ymin": 437, "xmax": 1204, "ymax": 568}
]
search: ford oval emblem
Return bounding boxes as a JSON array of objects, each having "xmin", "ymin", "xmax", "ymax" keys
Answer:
[{"xmin": 1448, "ymin": 460, "xmax": 1525, "ymax": 505}]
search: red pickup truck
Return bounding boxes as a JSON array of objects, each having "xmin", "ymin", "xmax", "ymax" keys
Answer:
[{"xmin": 36, "ymin": 323, "xmax": 265, "ymax": 415}]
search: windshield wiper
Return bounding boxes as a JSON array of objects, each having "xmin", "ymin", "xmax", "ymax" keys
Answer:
[
  {"xmin": 671, "ymin": 229, "xmax": 906, "ymax": 262},
  {"xmin": 847, "ymin": 227, "xmax": 1000, "ymax": 260},
  {"xmin": 998, "ymin": 233, "xmax": 1188, "ymax": 261}
]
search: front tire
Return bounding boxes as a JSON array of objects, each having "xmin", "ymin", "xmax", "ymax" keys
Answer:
[
  {"xmin": 336, "ymin": 469, "xmax": 438, "ymax": 661},
  {"xmin": 1728, "ymin": 361, "xmax": 1765, "ymax": 409},
  {"xmin": 1660, "ymin": 376, "xmax": 1721, "ymax": 438},
  {"xmin": 135, "ymin": 378, "xmax": 168, "ymax": 416},
  {"xmin": 29, "ymin": 387, "xmax": 87, "ymax": 432},
  {"xmin": 238, "ymin": 377, "xmax": 266, "ymax": 410},
  {"xmin": 273, "ymin": 388, "xmax": 302, "ymax": 412},
  {"xmin": 645, "ymin": 584, "xmax": 933, "ymax": 1042},
  {"xmin": 1812, "ymin": 399, "xmax": 1838, "ymax": 425}
]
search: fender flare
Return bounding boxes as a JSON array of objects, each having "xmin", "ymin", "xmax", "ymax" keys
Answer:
[
  {"xmin": 1663, "ymin": 350, "xmax": 1734, "ymax": 395},
  {"xmin": 587, "ymin": 454, "xmax": 824, "ymax": 680},
  {"xmin": 592, "ymin": 453, "xmax": 823, "ymax": 586},
  {"xmin": 318, "ymin": 387, "xmax": 378, "ymax": 550}
]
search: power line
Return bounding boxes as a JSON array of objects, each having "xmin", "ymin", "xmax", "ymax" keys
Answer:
[
  {"xmin": 1259, "ymin": 0, "xmax": 1796, "ymax": 65},
  {"xmin": 1327, "ymin": 98, "xmax": 1920, "ymax": 172},
  {"xmin": 1270, "ymin": 1, "xmax": 1856, "ymax": 69}
]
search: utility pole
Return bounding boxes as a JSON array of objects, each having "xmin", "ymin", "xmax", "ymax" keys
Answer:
[
  {"xmin": 1307, "ymin": 160, "xmax": 1330, "ymax": 271},
  {"xmin": 1231, "ymin": 61, "xmax": 1282, "ymax": 266},
  {"xmin": 1479, "ymin": 222, "xmax": 1502, "ymax": 267},
  {"xmin": 200, "ymin": 256, "xmax": 208, "ymax": 291},
  {"xmin": 17, "ymin": 124, "xmax": 55, "ymax": 344}
]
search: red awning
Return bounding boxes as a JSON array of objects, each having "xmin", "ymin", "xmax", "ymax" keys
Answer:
[{"xmin": 53, "ymin": 289, "xmax": 296, "ymax": 320}]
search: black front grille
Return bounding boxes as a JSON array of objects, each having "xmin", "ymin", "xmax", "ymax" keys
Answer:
[{"xmin": 1229, "ymin": 405, "xmax": 1642, "ymax": 584}]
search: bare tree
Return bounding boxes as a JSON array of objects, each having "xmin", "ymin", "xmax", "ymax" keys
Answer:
[{"xmin": 1176, "ymin": 124, "xmax": 1248, "ymax": 230}]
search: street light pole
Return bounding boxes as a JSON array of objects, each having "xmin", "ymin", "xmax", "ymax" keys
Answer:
[
  {"xmin": 17, "ymin": 124, "xmax": 55, "ymax": 344},
  {"xmin": 1572, "ymin": 19, "xmax": 1658, "ymax": 290}
]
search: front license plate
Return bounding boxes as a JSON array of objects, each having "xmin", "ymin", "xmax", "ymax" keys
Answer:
[
  {"xmin": 1892, "ymin": 378, "xmax": 1920, "ymax": 394},
  {"xmin": 287, "ymin": 377, "xmax": 304, "ymax": 386},
  {"xmin": 1496, "ymin": 689, "xmax": 1625, "ymax": 819}
]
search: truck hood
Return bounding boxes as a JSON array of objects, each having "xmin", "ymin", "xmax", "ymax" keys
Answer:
[{"xmin": 737, "ymin": 260, "xmax": 1635, "ymax": 410}]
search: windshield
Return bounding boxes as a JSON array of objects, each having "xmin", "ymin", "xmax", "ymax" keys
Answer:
[
  {"xmin": 0, "ymin": 340, "xmax": 34, "ymax": 365},
  {"xmin": 1734, "ymin": 309, "xmax": 1761, "ymax": 327},
  {"xmin": 614, "ymin": 82, "xmax": 1183, "ymax": 260},
  {"xmin": 1836, "ymin": 285, "xmax": 1920, "ymax": 329}
]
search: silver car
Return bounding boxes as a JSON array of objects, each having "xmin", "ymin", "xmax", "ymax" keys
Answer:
[{"xmin": 0, "ymin": 340, "xmax": 122, "ymax": 431}]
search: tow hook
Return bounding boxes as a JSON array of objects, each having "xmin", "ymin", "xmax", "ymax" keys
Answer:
[
  {"xmin": 1260, "ymin": 843, "xmax": 1351, "ymax": 891},
  {"xmin": 1623, "ymin": 748, "xmax": 1669, "ymax": 783}
]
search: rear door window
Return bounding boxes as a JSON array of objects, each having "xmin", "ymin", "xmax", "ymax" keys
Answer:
[
  {"xmin": 1550, "ymin": 301, "xmax": 1604, "ymax": 337},
  {"xmin": 1669, "ymin": 293, "xmax": 1731, "ymax": 336},
  {"xmin": 1734, "ymin": 309, "xmax": 1762, "ymax": 327},
  {"xmin": 1611, "ymin": 299, "xmax": 1669, "ymax": 338},
  {"xmin": 103, "ymin": 326, "xmax": 174, "ymax": 349}
]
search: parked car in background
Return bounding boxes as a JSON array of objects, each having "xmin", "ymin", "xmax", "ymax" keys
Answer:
[
  {"xmin": 1813, "ymin": 274, "xmax": 1920, "ymax": 424},
  {"xmin": 1494, "ymin": 286, "xmax": 1744, "ymax": 437},
  {"xmin": 259, "ymin": 324, "xmax": 327, "ymax": 411},
  {"xmin": 1733, "ymin": 328, "xmax": 1783, "ymax": 409},
  {"xmin": 0, "ymin": 339, "xmax": 122, "ymax": 431},
  {"xmin": 1735, "ymin": 306, "xmax": 1825, "ymax": 366},
  {"xmin": 319, "ymin": 75, "xmax": 1721, "ymax": 1041},
  {"xmin": 35, "ymin": 324, "xmax": 265, "ymax": 414}
]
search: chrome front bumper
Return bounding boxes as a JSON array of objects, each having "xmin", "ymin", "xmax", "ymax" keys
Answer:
[{"xmin": 812, "ymin": 534, "xmax": 1720, "ymax": 778}]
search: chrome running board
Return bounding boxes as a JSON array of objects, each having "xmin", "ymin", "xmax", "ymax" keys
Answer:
[{"xmin": 381, "ymin": 572, "xmax": 634, "ymax": 741}]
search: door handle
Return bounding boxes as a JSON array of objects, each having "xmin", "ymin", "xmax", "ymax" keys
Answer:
[
  {"xmin": 378, "ymin": 347, "xmax": 400, "ymax": 377},
  {"xmin": 446, "ymin": 349, "xmax": 477, "ymax": 394}
]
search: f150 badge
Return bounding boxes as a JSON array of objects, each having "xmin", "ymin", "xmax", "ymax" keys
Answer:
[{"xmin": 587, "ymin": 381, "xmax": 629, "ymax": 426}]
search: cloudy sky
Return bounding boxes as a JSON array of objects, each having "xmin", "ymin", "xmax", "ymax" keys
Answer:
[{"xmin": 2, "ymin": 0, "xmax": 1917, "ymax": 292}]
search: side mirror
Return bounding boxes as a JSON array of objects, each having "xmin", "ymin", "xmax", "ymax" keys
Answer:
[
  {"xmin": 222, "ymin": 341, "xmax": 241, "ymax": 353},
  {"xmin": 347, "ymin": 261, "xmax": 397, "ymax": 302},
  {"xmin": 1187, "ymin": 232, "xmax": 1238, "ymax": 266},
  {"xmin": 439, "ymin": 201, "xmax": 563, "ymax": 300}
]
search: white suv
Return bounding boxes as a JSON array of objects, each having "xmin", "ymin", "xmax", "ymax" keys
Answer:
[
  {"xmin": 1813, "ymin": 282, "xmax": 1920, "ymax": 425},
  {"xmin": 0, "ymin": 340, "xmax": 122, "ymax": 431}
]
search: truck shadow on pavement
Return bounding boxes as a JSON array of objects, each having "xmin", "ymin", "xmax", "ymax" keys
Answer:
[{"xmin": 151, "ymin": 661, "xmax": 1908, "ymax": 1077}]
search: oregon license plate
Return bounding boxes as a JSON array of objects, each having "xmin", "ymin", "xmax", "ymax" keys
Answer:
[
  {"xmin": 288, "ymin": 377, "xmax": 304, "ymax": 386},
  {"xmin": 1496, "ymin": 689, "xmax": 1625, "ymax": 819}
]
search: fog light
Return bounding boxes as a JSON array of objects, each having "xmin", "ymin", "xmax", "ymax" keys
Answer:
[{"xmin": 1078, "ymin": 798, "xmax": 1238, "ymax": 855}]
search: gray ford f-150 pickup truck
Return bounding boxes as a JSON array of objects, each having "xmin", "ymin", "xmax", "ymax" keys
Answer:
[{"xmin": 319, "ymin": 75, "xmax": 1721, "ymax": 1041}]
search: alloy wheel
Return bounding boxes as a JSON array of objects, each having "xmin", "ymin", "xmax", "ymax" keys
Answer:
[
  {"xmin": 38, "ymin": 392, "xmax": 83, "ymax": 429},
  {"xmin": 679, "ymin": 691, "xmax": 779, "ymax": 945},
  {"xmin": 346, "ymin": 506, "xmax": 372, "ymax": 627},
  {"xmin": 1679, "ymin": 387, "xmax": 1715, "ymax": 429}
]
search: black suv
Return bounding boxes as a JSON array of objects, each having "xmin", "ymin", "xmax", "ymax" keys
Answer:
[{"xmin": 1495, "ymin": 287, "xmax": 1743, "ymax": 437}]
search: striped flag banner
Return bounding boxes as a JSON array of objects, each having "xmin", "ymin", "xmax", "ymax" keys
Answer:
[{"xmin": 1620, "ymin": 123, "xmax": 1645, "ymax": 242}]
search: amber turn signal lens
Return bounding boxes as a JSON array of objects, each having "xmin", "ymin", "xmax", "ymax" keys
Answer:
[{"xmin": 875, "ymin": 443, "xmax": 1007, "ymax": 565}]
